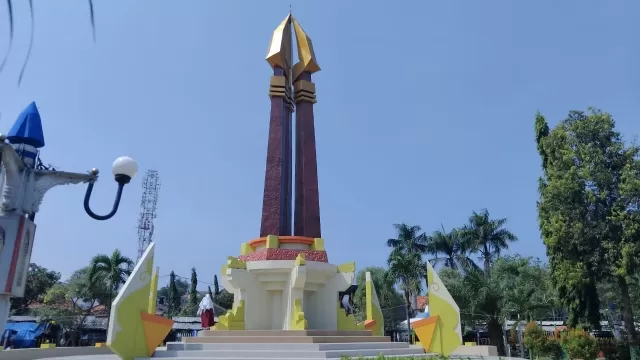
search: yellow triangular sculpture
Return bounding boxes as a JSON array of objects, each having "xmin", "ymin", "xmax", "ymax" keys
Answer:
[
  {"xmin": 107, "ymin": 243, "xmax": 175, "ymax": 360},
  {"xmin": 422, "ymin": 261, "xmax": 462, "ymax": 355},
  {"xmin": 412, "ymin": 315, "xmax": 439, "ymax": 351},
  {"xmin": 148, "ymin": 267, "xmax": 159, "ymax": 315},
  {"xmin": 140, "ymin": 312, "xmax": 174, "ymax": 356},
  {"xmin": 364, "ymin": 271, "xmax": 384, "ymax": 336}
]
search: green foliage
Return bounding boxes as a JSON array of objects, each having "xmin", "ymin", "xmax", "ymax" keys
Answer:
[
  {"xmin": 440, "ymin": 256, "xmax": 553, "ymax": 355},
  {"xmin": 535, "ymin": 108, "xmax": 640, "ymax": 339},
  {"xmin": 460, "ymin": 209, "xmax": 518, "ymax": 276},
  {"xmin": 44, "ymin": 267, "xmax": 110, "ymax": 307},
  {"xmin": 387, "ymin": 249, "xmax": 424, "ymax": 325},
  {"xmin": 560, "ymin": 329, "xmax": 598, "ymax": 360},
  {"xmin": 158, "ymin": 277, "xmax": 189, "ymax": 299},
  {"xmin": 386, "ymin": 224, "xmax": 428, "ymax": 254},
  {"xmin": 186, "ymin": 267, "xmax": 199, "ymax": 314},
  {"xmin": 523, "ymin": 322, "xmax": 562, "ymax": 359},
  {"xmin": 88, "ymin": 249, "xmax": 134, "ymax": 295},
  {"xmin": 215, "ymin": 289, "xmax": 234, "ymax": 310},
  {"xmin": 9, "ymin": 263, "xmax": 60, "ymax": 315},
  {"xmin": 35, "ymin": 267, "xmax": 111, "ymax": 331},
  {"xmin": 600, "ymin": 339, "xmax": 631, "ymax": 360},
  {"xmin": 168, "ymin": 271, "xmax": 182, "ymax": 317},
  {"xmin": 213, "ymin": 275, "xmax": 220, "ymax": 295},
  {"xmin": 88, "ymin": 249, "xmax": 134, "ymax": 324},
  {"xmin": 425, "ymin": 225, "xmax": 478, "ymax": 271},
  {"xmin": 352, "ymin": 267, "xmax": 405, "ymax": 330},
  {"xmin": 386, "ymin": 223, "xmax": 428, "ymax": 329}
]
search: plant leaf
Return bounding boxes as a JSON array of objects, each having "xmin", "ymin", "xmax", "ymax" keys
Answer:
[
  {"xmin": 17, "ymin": 0, "xmax": 35, "ymax": 86},
  {"xmin": 0, "ymin": 0, "xmax": 14, "ymax": 74},
  {"xmin": 89, "ymin": 0, "xmax": 96, "ymax": 42}
]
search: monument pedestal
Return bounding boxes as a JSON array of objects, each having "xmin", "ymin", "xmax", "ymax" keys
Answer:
[{"xmin": 216, "ymin": 235, "xmax": 357, "ymax": 331}]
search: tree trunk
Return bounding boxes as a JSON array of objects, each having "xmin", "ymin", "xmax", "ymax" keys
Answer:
[
  {"xmin": 618, "ymin": 276, "xmax": 638, "ymax": 344},
  {"xmin": 106, "ymin": 288, "xmax": 114, "ymax": 328},
  {"xmin": 483, "ymin": 244, "xmax": 491, "ymax": 277},
  {"xmin": 488, "ymin": 316, "xmax": 505, "ymax": 356},
  {"xmin": 404, "ymin": 290, "xmax": 412, "ymax": 343}
]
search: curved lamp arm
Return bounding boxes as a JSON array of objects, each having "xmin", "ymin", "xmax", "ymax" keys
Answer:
[{"xmin": 84, "ymin": 178, "xmax": 127, "ymax": 221}]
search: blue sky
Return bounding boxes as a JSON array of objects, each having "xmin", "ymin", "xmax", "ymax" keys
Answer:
[{"xmin": 0, "ymin": 0, "xmax": 639, "ymax": 290}]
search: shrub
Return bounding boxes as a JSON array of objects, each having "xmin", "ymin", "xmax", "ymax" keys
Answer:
[
  {"xmin": 559, "ymin": 329, "xmax": 598, "ymax": 360},
  {"xmin": 524, "ymin": 322, "xmax": 549, "ymax": 358},
  {"xmin": 601, "ymin": 339, "xmax": 630, "ymax": 360},
  {"xmin": 546, "ymin": 338, "xmax": 564, "ymax": 360},
  {"xmin": 523, "ymin": 322, "xmax": 563, "ymax": 360}
]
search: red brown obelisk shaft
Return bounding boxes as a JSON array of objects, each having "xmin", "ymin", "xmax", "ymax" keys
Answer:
[
  {"xmin": 260, "ymin": 67, "xmax": 293, "ymax": 237},
  {"xmin": 293, "ymin": 71, "xmax": 321, "ymax": 238}
]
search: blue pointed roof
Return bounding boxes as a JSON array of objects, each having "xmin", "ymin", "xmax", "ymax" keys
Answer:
[{"xmin": 8, "ymin": 101, "xmax": 45, "ymax": 148}]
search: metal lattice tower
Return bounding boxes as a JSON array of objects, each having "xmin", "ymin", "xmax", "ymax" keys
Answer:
[{"xmin": 137, "ymin": 170, "xmax": 161, "ymax": 261}]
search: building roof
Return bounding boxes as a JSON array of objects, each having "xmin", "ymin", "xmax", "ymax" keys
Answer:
[
  {"xmin": 8, "ymin": 315, "xmax": 109, "ymax": 329},
  {"xmin": 171, "ymin": 316, "xmax": 218, "ymax": 331}
]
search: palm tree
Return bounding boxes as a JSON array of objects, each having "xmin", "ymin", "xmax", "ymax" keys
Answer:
[
  {"xmin": 386, "ymin": 223, "xmax": 428, "ymax": 310},
  {"xmin": 461, "ymin": 268, "xmax": 507, "ymax": 354},
  {"xmin": 386, "ymin": 224, "xmax": 429, "ymax": 254},
  {"xmin": 387, "ymin": 249, "xmax": 424, "ymax": 334},
  {"xmin": 88, "ymin": 249, "xmax": 134, "ymax": 324},
  {"xmin": 461, "ymin": 209, "xmax": 518, "ymax": 277},
  {"xmin": 426, "ymin": 225, "xmax": 478, "ymax": 271}
]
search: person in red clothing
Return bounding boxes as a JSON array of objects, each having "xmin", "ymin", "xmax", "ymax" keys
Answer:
[{"xmin": 197, "ymin": 294, "xmax": 216, "ymax": 328}]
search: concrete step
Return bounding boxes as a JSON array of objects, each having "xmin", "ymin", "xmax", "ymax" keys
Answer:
[
  {"xmin": 197, "ymin": 330, "xmax": 373, "ymax": 337},
  {"xmin": 167, "ymin": 342, "xmax": 411, "ymax": 351},
  {"xmin": 150, "ymin": 347, "xmax": 427, "ymax": 358},
  {"xmin": 183, "ymin": 335, "xmax": 391, "ymax": 344}
]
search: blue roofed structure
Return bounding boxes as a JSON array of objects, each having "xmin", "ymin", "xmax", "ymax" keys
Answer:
[
  {"xmin": 8, "ymin": 101, "xmax": 45, "ymax": 148},
  {"xmin": 1, "ymin": 321, "xmax": 48, "ymax": 349}
]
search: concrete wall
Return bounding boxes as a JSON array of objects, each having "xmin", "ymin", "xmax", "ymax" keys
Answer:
[{"xmin": 0, "ymin": 346, "xmax": 113, "ymax": 360}]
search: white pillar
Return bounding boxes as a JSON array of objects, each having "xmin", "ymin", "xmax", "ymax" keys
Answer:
[{"xmin": 0, "ymin": 294, "xmax": 11, "ymax": 341}]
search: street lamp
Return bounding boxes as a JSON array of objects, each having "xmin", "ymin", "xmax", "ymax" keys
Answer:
[
  {"xmin": 0, "ymin": 101, "xmax": 138, "ymax": 339},
  {"xmin": 84, "ymin": 156, "xmax": 138, "ymax": 221}
]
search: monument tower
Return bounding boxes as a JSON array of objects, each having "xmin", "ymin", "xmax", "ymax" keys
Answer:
[
  {"xmin": 102, "ymin": 13, "xmax": 462, "ymax": 360},
  {"xmin": 261, "ymin": 14, "xmax": 321, "ymax": 238}
]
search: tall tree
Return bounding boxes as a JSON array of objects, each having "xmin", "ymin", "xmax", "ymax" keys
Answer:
[
  {"xmin": 207, "ymin": 286, "xmax": 214, "ymax": 302},
  {"xmin": 39, "ymin": 267, "xmax": 110, "ymax": 345},
  {"xmin": 461, "ymin": 209, "xmax": 518, "ymax": 277},
  {"xmin": 536, "ymin": 108, "xmax": 640, "ymax": 340},
  {"xmin": 387, "ymin": 250, "xmax": 424, "ymax": 332},
  {"xmin": 440, "ymin": 255, "xmax": 553, "ymax": 356},
  {"xmin": 386, "ymin": 223, "xmax": 429, "ymax": 254},
  {"xmin": 88, "ymin": 249, "xmax": 134, "ymax": 325},
  {"xmin": 213, "ymin": 275, "xmax": 220, "ymax": 296},
  {"xmin": 386, "ymin": 223, "xmax": 428, "ymax": 309},
  {"xmin": 187, "ymin": 267, "xmax": 199, "ymax": 314},
  {"xmin": 9, "ymin": 263, "xmax": 60, "ymax": 315},
  {"xmin": 426, "ymin": 225, "xmax": 478, "ymax": 271},
  {"xmin": 168, "ymin": 271, "xmax": 181, "ymax": 317}
]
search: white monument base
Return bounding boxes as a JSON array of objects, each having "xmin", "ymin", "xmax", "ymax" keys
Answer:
[{"xmin": 221, "ymin": 259, "xmax": 354, "ymax": 330}]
